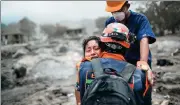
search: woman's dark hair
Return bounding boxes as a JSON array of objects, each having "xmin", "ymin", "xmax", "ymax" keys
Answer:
[
  {"xmin": 124, "ymin": 1, "xmax": 130, "ymax": 8},
  {"xmin": 82, "ymin": 36, "xmax": 102, "ymax": 57}
]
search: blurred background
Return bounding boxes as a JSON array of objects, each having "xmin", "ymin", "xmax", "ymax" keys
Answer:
[{"xmin": 1, "ymin": 1, "xmax": 180, "ymax": 105}]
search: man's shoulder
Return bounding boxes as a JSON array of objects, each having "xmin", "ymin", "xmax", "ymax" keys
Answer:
[
  {"xmin": 79, "ymin": 60, "xmax": 93, "ymax": 72},
  {"xmin": 79, "ymin": 60, "xmax": 91, "ymax": 67},
  {"xmin": 106, "ymin": 16, "xmax": 115, "ymax": 22},
  {"xmin": 130, "ymin": 10, "xmax": 148, "ymax": 22},
  {"xmin": 105, "ymin": 17, "xmax": 116, "ymax": 27}
]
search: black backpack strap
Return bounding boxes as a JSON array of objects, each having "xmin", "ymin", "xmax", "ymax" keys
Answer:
[
  {"xmin": 117, "ymin": 63, "xmax": 136, "ymax": 82},
  {"xmin": 91, "ymin": 58, "xmax": 105, "ymax": 78}
]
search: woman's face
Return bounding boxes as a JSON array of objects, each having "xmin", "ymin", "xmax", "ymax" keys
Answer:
[{"xmin": 85, "ymin": 40, "xmax": 101, "ymax": 58}]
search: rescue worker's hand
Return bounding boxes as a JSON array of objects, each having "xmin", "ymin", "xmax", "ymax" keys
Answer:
[
  {"xmin": 137, "ymin": 61, "xmax": 149, "ymax": 71},
  {"xmin": 137, "ymin": 61, "xmax": 154, "ymax": 86}
]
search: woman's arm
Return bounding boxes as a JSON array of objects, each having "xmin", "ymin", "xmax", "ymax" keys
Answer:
[
  {"xmin": 75, "ymin": 89, "xmax": 81, "ymax": 105},
  {"xmin": 75, "ymin": 62, "xmax": 82, "ymax": 105}
]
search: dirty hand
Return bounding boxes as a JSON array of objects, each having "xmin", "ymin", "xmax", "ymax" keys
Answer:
[{"xmin": 137, "ymin": 61, "xmax": 154, "ymax": 86}]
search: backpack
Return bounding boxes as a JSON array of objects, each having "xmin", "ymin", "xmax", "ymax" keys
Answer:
[{"xmin": 81, "ymin": 58, "xmax": 137, "ymax": 105}]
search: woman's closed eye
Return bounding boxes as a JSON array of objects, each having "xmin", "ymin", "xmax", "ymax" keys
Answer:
[
  {"xmin": 94, "ymin": 47, "xmax": 100, "ymax": 51},
  {"xmin": 85, "ymin": 48, "xmax": 91, "ymax": 53}
]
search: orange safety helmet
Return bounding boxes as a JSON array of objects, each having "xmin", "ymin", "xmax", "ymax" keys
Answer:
[
  {"xmin": 105, "ymin": 1, "xmax": 126, "ymax": 12},
  {"xmin": 100, "ymin": 23, "xmax": 130, "ymax": 49}
]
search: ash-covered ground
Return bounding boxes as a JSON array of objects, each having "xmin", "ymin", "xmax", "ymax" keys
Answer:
[{"xmin": 1, "ymin": 36, "xmax": 180, "ymax": 105}]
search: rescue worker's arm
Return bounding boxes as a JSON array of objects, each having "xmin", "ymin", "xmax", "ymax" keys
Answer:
[
  {"xmin": 136, "ymin": 15, "xmax": 155, "ymax": 69},
  {"xmin": 137, "ymin": 37, "xmax": 150, "ymax": 70},
  {"xmin": 140, "ymin": 37, "xmax": 149, "ymax": 62}
]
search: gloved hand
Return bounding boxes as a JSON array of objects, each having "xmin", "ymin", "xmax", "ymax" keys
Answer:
[{"xmin": 137, "ymin": 61, "xmax": 154, "ymax": 86}]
